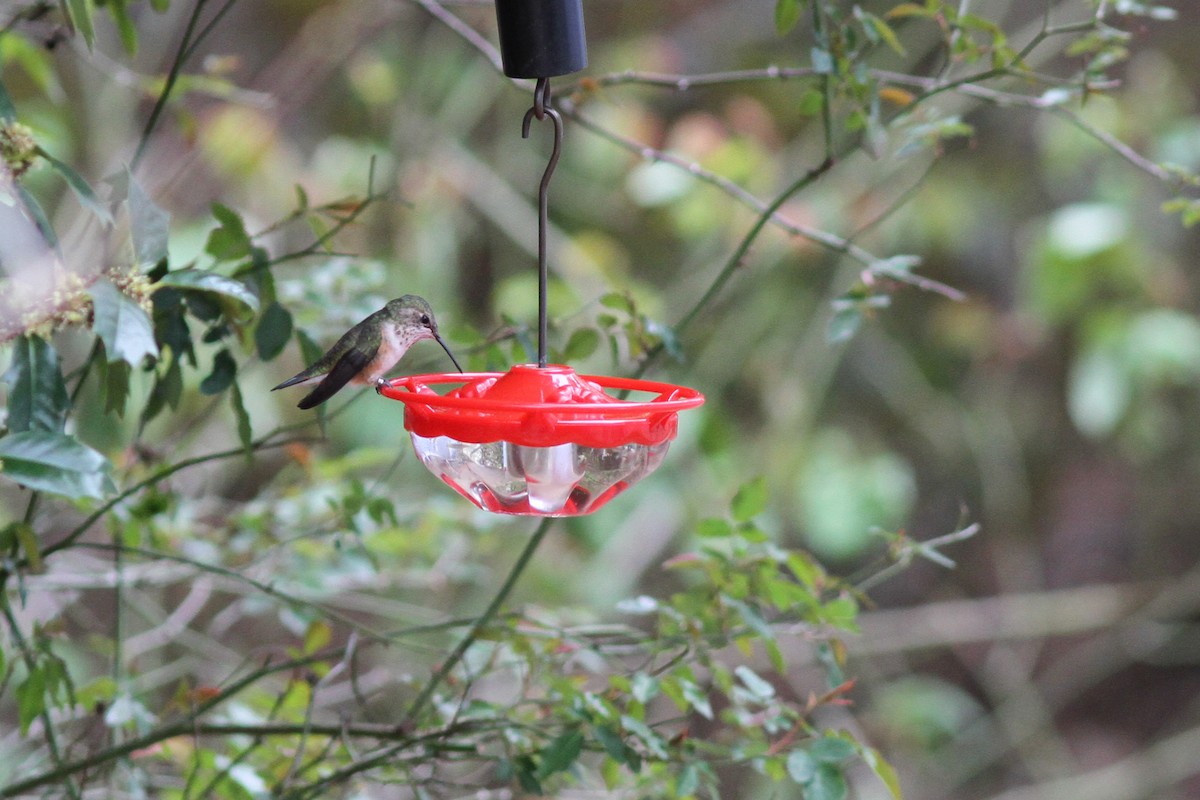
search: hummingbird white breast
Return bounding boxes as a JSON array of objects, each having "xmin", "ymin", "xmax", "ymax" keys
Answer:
[{"xmin": 359, "ymin": 322, "xmax": 431, "ymax": 384}]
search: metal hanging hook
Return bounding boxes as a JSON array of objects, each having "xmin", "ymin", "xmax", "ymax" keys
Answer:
[{"xmin": 521, "ymin": 77, "xmax": 563, "ymax": 369}]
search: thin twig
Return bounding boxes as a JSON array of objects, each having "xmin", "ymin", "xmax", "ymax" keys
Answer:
[
  {"xmin": 180, "ymin": 0, "xmax": 238, "ymax": 63},
  {"xmin": 672, "ymin": 156, "xmax": 838, "ymax": 341},
  {"xmin": 69, "ymin": 542, "xmax": 394, "ymax": 642},
  {"xmin": 132, "ymin": 0, "xmax": 209, "ymax": 169},
  {"xmin": 0, "ymin": 594, "xmax": 84, "ymax": 800},
  {"xmin": 277, "ymin": 518, "xmax": 555, "ymax": 799},
  {"xmin": 562, "ymin": 104, "xmax": 875, "ymax": 263},
  {"xmin": 39, "ymin": 427, "xmax": 315, "ymax": 560},
  {"xmin": 400, "ymin": 517, "xmax": 554, "ymax": 725},
  {"xmin": 407, "ymin": 0, "xmax": 508, "ymax": 76},
  {"xmin": 0, "ymin": 650, "xmax": 338, "ymax": 798}
]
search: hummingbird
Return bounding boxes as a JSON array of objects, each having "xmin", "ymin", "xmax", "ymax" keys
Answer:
[{"xmin": 272, "ymin": 295, "xmax": 462, "ymax": 409}]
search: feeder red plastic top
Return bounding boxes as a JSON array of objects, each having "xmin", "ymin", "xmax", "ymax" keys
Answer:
[{"xmin": 379, "ymin": 364, "xmax": 704, "ymax": 449}]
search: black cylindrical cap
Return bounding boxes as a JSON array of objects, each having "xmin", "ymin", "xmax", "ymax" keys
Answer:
[{"xmin": 494, "ymin": 0, "xmax": 588, "ymax": 78}]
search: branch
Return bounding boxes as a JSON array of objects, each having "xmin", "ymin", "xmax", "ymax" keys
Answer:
[
  {"xmin": 400, "ymin": 517, "xmax": 554, "ymax": 725},
  {"xmin": 278, "ymin": 518, "xmax": 555, "ymax": 799},
  {"xmin": 39, "ymin": 426, "xmax": 316, "ymax": 560},
  {"xmin": 253, "ymin": 163, "xmax": 391, "ymax": 271},
  {"xmin": 672, "ymin": 156, "xmax": 837, "ymax": 341},
  {"xmin": 132, "ymin": 0, "xmax": 211, "ymax": 169},
  {"xmin": 983, "ymin": 722, "xmax": 1200, "ymax": 800},
  {"xmin": 69, "ymin": 543, "xmax": 395, "ymax": 643},
  {"xmin": 569, "ymin": 62, "xmax": 1177, "ymax": 188},
  {"xmin": 0, "ymin": 650, "xmax": 336, "ymax": 798},
  {"xmin": 0, "ymin": 593, "xmax": 83, "ymax": 800},
  {"xmin": 561, "ymin": 104, "xmax": 875, "ymax": 264},
  {"xmin": 406, "ymin": 0, "xmax": 508, "ymax": 77}
]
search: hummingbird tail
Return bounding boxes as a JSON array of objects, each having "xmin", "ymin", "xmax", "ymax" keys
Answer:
[
  {"xmin": 272, "ymin": 374, "xmax": 307, "ymax": 391},
  {"xmin": 293, "ymin": 349, "xmax": 369, "ymax": 409},
  {"xmin": 296, "ymin": 387, "xmax": 325, "ymax": 410}
]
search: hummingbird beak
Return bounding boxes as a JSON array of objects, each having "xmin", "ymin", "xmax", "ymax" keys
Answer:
[{"xmin": 432, "ymin": 331, "xmax": 464, "ymax": 373}]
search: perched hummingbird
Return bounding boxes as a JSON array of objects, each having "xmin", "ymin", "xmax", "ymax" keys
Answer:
[{"xmin": 272, "ymin": 295, "xmax": 462, "ymax": 409}]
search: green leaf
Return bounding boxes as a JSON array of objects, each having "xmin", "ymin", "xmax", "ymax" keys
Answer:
[
  {"xmin": 255, "ymin": 301, "xmax": 293, "ymax": 361},
  {"xmin": 827, "ymin": 305, "xmax": 863, "ymax": 343},
  {"xmin": 563, "ymin": 327, "xmax": 600, "ymax": 361},
  {"xmin": 1163, "ymin": 197, "xmax": 1200, "ymax": 227},
  {"xmin": 631, "ymin": 672, "xmax": 660, "ymax": 703},
  {"xmin": 820, "ymin": 596, "xmax": 860, "ymax": 632},
  {"xmin": 3, "ymin": 336, "xmax": 69, "ymax": 433},
  {"xmin": 0, "ymin": 77, "xmax": 18, "ymax": 123},
  {"xmin": 621, "ymin": 715, "xmax": 668, "ymax": 759},
  {"xmin": 886, "ymin": 2, "xmax": 934, "ymax": 18},
  {"xmin": 787, "ymin": 749, "xmax": 817, "ymax": 784},
  {"xmin": 725, "ymin": 596, "xmax": 775, "ymax": 643},
  {"xmin": 90, "ymin": 280, "xmax": 159, "ymax": 367},
  {"xmin": 600, "ymin": 292, "xmax": 635, "ymax": 315},
  {"xmin": 1067, "ymin": 345, "xmax": 1128, "ymax": 437},
  {"xmin": 696, "ymin": 517, "xmax": 733, "ymax": 538},
  {"xmin": 862, "ymin": 746, "xmax": 904, "ymax": 799},
  {"xmin": 767, "ymin": 639, "xmax": 787, "ymax": 674},
  {"xmin": 151, "ymin": 289, "xmax": 195, "ymax": 364},
  {"xmin": 10, "ymin": 521, "xmax": 43, "ymax": 573},
  {"xmin": 811, "ymin": 46, "xmax": 835, "ymax": 74},
  {"xmin": 734, "ymin": 665, "xmax": 775, "ymax": 701},
  {"xmin": 77, "ymin": 676, "xmax": 118, "ymax": 711},
  {"xmin": 675, "ymin": 762, "xmax": 700, "ymax": 796},
  {"xmin": 0, "ymin": 431, "xmax": 114, "ymax": 499},
  {"xmin": 141, "ymin": 357, "xmax": 183, "ymax": 425},
  {"xmin": 297, "ymin": 328, "xmax": 324, "ymax": 366},
  {"xmin": 592, "ymin": 724, "xmax": 632, "ymax": 766},
  {"xmin": 107, "ymin": 0, "xmax": 138, "ymax": 54},
  {"xmin": 870, "ymin": 254, "xmax": 922, "ymax": 278},
  {"xmin": 157, "ymin": 270, "xmax": 259, "ymax": 317},
  {"xmin": 65, "ymin": 0, "xmax": 96, "ymax": 49},
  {"xmin": 205, "ymin": 203, "xmax": 252, "ymax": 260},
  {"xmin": 807, "ymin": 763, "xmax": 849, "ymax": 800},
  {"xmin": 14, "ymin": 184, "xmax": 59, "ymax": 249},
  {"xmin": 127, "ymin": 172, "xmax": 170, "ymax": 267},
  {"xmin": 855, "ymin": 8, "xmax": 906, "ymax": 55},
  {"xmin": 230, "ymin": 381, "xmax": 253, "ymax": 453},
  {"xmin": 200, "ymin": 349, "xmax": 237, "ymax": 395},
  {"xmin": 302, "ymin": 620, "xmax": 331, "ymax": 655},
  {"xmin": 775, "ymin": 0, "xmax": 804, "ymax": 33},
  {"xmin": 537, "ymin": 728, "xmax": 584, "ymax": 779},
  {"xmin": 16, "ymin": 664, "xmax": 46, "ymax": 735},
  {"xmin": 100, "ymin": 359, "xmax": 131, "ymax": 418},
  {"xmin": 36, "ymin": 147, "xmax": 113, "ymax": 226},
  {"xmin": 645, "ymin": 318, "xmax": 683, "ymax": 361},
  {"xmin": 513, "ymin": 755, "xmax": 543, "ymax": 794},
  {"xmin": 40, "ymin": 651, "xmax": 74, "ymax": 709},
  {"xmin": 810, "ymin": 736, "xmax": 857, "ymax": 763},
  {"xmin": 816, "ymin": 641, "xmax": 846, "ymax": 687},
  {"xmin": 679, "ymin": 678, "xmax": 713, "ymax": 720},
  {"xmin": 798, "ymin": 88, "xmax": 825, "ymax": 116},
  {"xmin": 731, "ymin": 476, "xmax": 768, "ymax": 522}
]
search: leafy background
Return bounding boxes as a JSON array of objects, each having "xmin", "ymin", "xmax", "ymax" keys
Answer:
[{"xmin": 1, "ymin": 0, "xmax": 1199, "ymax": 798}]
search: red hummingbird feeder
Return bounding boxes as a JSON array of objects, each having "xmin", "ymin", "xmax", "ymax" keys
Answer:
[
  {"xmin": 381, "ymin": 366, "xmax": 702, "ymax": 515},
  {"xmin": 379, "ymin": 0, "xmax": 703, "ymax": 516}
]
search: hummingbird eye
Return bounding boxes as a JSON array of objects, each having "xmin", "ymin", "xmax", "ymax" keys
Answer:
[{"xmin": 420, "ymin": 314, "xmax": 431, "ymax": 326}]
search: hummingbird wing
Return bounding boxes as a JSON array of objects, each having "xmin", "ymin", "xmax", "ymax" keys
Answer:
[
  {"xmin": 296, "ymin": 346, "xmax": 373, "ymax": 409},
  {"xmin": 272, "ymin": 367, "xmax": 322, "ymax": 391},
  {"xmin": 272, "ymin": 340, "xmax": 348, "ymax": 391},
  {"xmin": 272, "ymin": 309, "xmax": 384, "ymax": 392}
]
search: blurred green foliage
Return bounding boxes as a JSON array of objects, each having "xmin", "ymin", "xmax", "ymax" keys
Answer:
[{"xmin": 2, "ymin": 0, "xmax": 1200, "ymax": 798}]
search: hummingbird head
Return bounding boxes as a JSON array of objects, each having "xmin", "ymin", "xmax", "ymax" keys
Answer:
[{"xmin": 385, "ymin": 295, "xmax": 464, "ymax": 372}]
